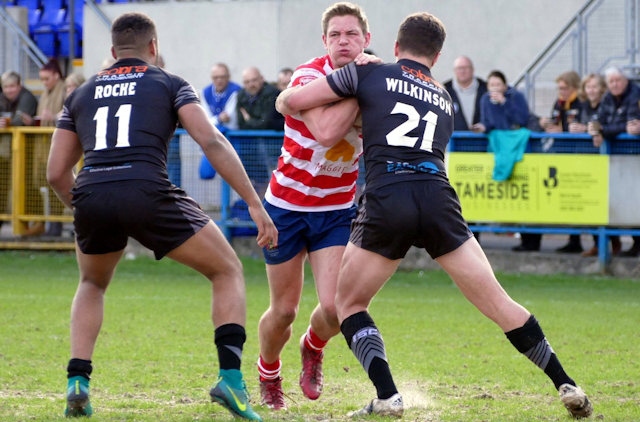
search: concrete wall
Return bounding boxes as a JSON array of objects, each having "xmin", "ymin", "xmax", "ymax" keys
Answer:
[{"xmin": 83, "ymin": 0, "xmax": 585, "ymax": 103}]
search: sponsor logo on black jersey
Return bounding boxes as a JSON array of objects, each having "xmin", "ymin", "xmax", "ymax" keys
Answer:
[{"xmin": 96, "ymin": 65, "xmax": 148, "ymax": 82}]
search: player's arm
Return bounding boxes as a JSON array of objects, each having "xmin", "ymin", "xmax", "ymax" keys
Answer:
[
  {"xmin": 276, "ymin": 77, "xmax": 342, "ymax": 118},
  {"xmin": 47, "ymin": 128, "xmax": 83, "ymax": 209},
  {"xmin": 299, "ymin": 98, "xmax": 359, "ymax": 147},
  {"xmin": 178, "ymin": 102, "xmax": 278, "ymax": 248}
]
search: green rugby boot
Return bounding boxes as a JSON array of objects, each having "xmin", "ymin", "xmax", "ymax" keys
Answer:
[
  {"xmin": 64, "ymin": 376, "xmax": 93, "ymax": 417},
  {"xmin": 210, "ymin": 369, "xmax": 262, "ymax": 421}
]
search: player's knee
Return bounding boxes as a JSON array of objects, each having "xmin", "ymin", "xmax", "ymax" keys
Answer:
[
  {"xmin": 203, "ymin": 255, "xmax": 243, "ymax": 284},
  {"xmin": 319, "ymin": 301, "xmax": 338, "ymax": 324},
  {"xmin": 273, "ymin": 305, "xmax": 298, "ymax": 326},
  {"xmin": 221, "ymin": 255, "xmax": 244, "ymax": 277}
]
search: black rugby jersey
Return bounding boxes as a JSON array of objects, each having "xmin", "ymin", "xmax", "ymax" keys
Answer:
[
  {"xmin": 57, "ymin": 58, "xmax": 199, "ymax": 188},
  {"xmin": 326, "ymin": 59, "xmax": 454, "ymax": 190}
]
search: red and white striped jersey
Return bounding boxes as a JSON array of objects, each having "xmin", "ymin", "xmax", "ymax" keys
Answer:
[{"xmin": 265, "ymin": 55, "xmax": 363, "ymax": 212}]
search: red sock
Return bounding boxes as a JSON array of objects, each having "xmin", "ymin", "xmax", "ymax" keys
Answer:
[
  {"xmin": 257, "ymin": 356, "xmax": 281, "ymax": 381},
  {"xmin": 304, "ymin": 327, "xmax": 328, "ymax": 352}
]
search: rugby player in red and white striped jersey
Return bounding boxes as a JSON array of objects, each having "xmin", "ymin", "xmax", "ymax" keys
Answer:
[{"xmin": 256, "ymin": 1, "xmax": 377, "ymax": 410}]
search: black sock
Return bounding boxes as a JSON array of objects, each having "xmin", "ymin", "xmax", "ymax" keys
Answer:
[
  {"xmin": 341, "ymin": 311, "xmax": 398, "ymax": 399},
  {"xmin": 67, "ymin": 358, "xmax": 92, "ymax": 380},
  {"xmin": 215, "ymin": 323, "xmax": 246, "ymax": 371},
  {"xmin": 505, "ymin": 315, "xmax": 575, "ymax": 389}
]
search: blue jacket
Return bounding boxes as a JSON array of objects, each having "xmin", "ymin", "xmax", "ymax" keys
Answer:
[
  {"xmin": 480, "ymin": 87, "xmax": 530, "ymax": 133},
  {"xmin": 202, "ymin": 81, "xmax": 241, "ymax": 118}
]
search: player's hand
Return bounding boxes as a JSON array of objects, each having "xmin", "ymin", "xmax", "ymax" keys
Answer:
[
  {"xmin": 353, "ymin": 52, "xmax": 383, "ymax": 66},
  {"xmin": 248, "ymin": 204, "xmax": 278, "ymax": 249}
]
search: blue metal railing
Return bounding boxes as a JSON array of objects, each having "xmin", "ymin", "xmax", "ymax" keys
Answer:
[{"xmin": 174, "ymin": 129, "xmax": 640, "ymax": 272}]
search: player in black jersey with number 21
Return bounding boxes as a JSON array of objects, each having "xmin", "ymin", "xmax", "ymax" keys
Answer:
[
  {"xmin": 47, "ymin": 12, "xmax": 276, "ymax": 421},
  {"xmin": 277, "ymin": 11, "xmax": 592, "ymax": 419}
]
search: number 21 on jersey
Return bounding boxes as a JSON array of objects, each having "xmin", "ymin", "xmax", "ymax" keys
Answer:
[{"xmin": 386, "ymin": 102, "xmax": 437, "ymax": 152}]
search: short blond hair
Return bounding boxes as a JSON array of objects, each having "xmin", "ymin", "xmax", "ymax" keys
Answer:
[{"xmin": 321, "ymin": 2, "xmax": 369, "ymax": 36}]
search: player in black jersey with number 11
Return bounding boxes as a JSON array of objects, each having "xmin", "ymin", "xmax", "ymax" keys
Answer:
[
  {"xmin": 47, "ymin": 12, "xmax": 276, "ymax": 421},
  {"xmin": 277, "ymin": 12, "xmax": 592, "ymax": 419}
]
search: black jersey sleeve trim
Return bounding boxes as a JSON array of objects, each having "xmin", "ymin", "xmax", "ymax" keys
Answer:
[{"xmin": 326, "ymin": 62, "xmax": 358, "ymax": 98}]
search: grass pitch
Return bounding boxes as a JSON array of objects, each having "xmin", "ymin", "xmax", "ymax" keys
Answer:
[{"xmin": 0, "ymin": 250, "xmax": 638, "ymax": 421}]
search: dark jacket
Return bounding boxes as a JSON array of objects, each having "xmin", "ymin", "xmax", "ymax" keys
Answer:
[
  {"xmin": 0, "ymin": 87, "xmax": 38, "ymax": 126},
  {"xmin": 577, "ymin": 99, "xmax": 600, "ymax": 124},
  {"xmin": 479, "ymin": 87, "xmax": 530, "ymax": 133},
  {"xmin": 549, "ymin": 93, "xmax": 581, "ymax": 131},
  {"xmin": 597, "ymin": 81, "xmax": 640, "ymax": 140},
  {"xmin": 444, "ymin": 77, "xmax": 487, "ymax": 131},
  {"xmin": 236, "ymin": 83, "xmax": 284, "ymax": 130}
]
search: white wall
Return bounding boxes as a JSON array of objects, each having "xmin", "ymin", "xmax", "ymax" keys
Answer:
[{"xmin": 83, "ymin": 0, "xmax": 585, "ymax": 100}]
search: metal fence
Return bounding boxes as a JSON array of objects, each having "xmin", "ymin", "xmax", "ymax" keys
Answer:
[
  {"xmin": 2, "ymin": 127, "xmax": 640, "ymax": 273},
  {"xmin": 515, "ymin": 0, "xmax": 640, "ymax": 116}
]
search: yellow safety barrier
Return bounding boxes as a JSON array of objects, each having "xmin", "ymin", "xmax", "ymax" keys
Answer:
[{"xmin": 0, "ymin": 127, "xmax": 75, "ymax": 250}]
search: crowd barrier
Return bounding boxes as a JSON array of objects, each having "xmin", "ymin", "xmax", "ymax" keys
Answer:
[
  {"xmin": 218, "ymin": 130, "xmax": 640, "ymax": 272},
  {"xmin": 0, "ymin": 126, "xmax": 76, "ymax": 250},
  {"xmin": 446, "ymin": 131, "xmax": 640, "ymax": 271},
  {"xmin": 2, "ymin": 126, "xmax": 639, "ymax": 273}
]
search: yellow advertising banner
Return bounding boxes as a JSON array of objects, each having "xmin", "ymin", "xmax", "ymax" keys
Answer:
[{"xmin": 448, "ymin": 153, "xmax": 609, "ymax": 224}]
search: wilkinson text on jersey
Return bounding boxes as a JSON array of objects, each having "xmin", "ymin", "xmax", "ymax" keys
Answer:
[{"xmin": 385, "ymin": 78, "xmax": 452, "ymax": 115}]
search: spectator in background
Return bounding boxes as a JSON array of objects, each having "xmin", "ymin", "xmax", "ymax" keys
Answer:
[
  {"xmin": 202, "ymin": 63, "xmax": 241, "ymax": 131},
  {"xmin": 444, "ymin": 55, "xmax": 487, "ymax": 131},
  {"xmin": 37, "ymin": 58, "xmax": 66, "ymax": 126},
  {"xmin": 275, "ymin": 67, "xmax": 293, "ymax": 92},
  {"xmin": 476, "ymin": 71, "xmax": 538, "ymax": 252},
  {"xmin": 478, "ymin": 71, "xmax": 531, "ymax": 183},
  {"xmin": 540, "ymin": 71, "xmax": 582, "ymax": 133},
  {"xmin": 101, "ymin": 56, "xmax": 116, "ymax": 69},
  {"xmin": 23, "ymin": 58, "xmax": 66, "ymax": 237},
  {"xmin": 542, "ymin": 71, "xmax": 584, "ymax": 254},
  {"xmin": 0, "ymin": 71, "xmax": 38, "ymax": 233},
  {"xmin": 236, "ymin": 66, "xmax": 284, "ymax": 197},
  {"xmin": 57, "ymin": 72, "xmax": 86, "ymax": 122},
  {"xmin": 64, "ymin": 72, "xmax": 86, "ymax": 97},
  {"xmin": 569, "ymin": 73, "xmax": 606, "ymax": 134},
  {"xmin": 590, "ymin": 66, "xmax": 640, "ymax": 257},
  {"xmin": 477, "ymin": 70, "xmax": 529, "ymax": 134},
  {"xmin": 444, "ymin": 56, "xmax": 487, "ymax": 241},
  {"xmin": 0, "ymin": 70, "xmax": 38, "ymax": 127},
  {"xmin": 570, "ymin": 73, "xmax": 622, "ymax": 257},
  {"xmin": 198, "ymin": 63, "xmax": 241, "ymax": 183},
  {"xmin": 589, "ymin": 66, "xmax": 640, "ymax": 146},
  {"xmin": 237, "ymin": 66, "xmax": 283, "ymax": 130}
]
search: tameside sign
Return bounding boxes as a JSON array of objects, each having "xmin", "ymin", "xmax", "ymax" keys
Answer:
[{"xmin": 448, "ymin": 153, "xmax": 608, "ymax": 224}]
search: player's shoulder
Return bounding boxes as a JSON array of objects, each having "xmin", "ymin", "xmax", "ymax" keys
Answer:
[
  {"xmin": 293, "ymin": 55, "xmax": 331, "ymax": 87},
  {"xmin": 297, "ymin": 55, "xmax": 331, "ymax": 71}
]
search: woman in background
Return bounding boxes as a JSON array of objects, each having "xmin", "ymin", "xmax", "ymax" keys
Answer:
[
  {"xmin": 569, "ymin": 73, "xmax": 621, "ymax": 257},
  {"xmin": 539, "ymin": 71, "xmax": 583, "ymax": 254}
]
